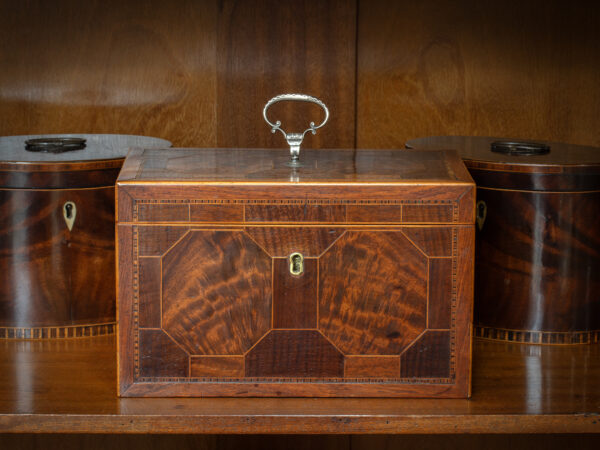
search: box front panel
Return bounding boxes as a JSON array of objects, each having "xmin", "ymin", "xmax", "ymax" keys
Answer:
[{"xmin": 119, "ymin": 197, "xmax": 473, "ymax": 397}]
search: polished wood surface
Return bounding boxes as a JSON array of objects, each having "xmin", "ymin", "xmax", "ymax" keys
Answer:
[
  {"xmin": 0, "ymin": 134, "xmax": 170, "ymax": 189},
  {"xmin": 318, "ymin": 231, "xmax": 428, "ymax": 356},
  {"xmin": 121, "ymin": 223, "xmax": 473, "ymax": 397},
  {"xmin": 273, "ymin": 258, "xmax": 318, "ymax": 329},
  {"xmin": 0, "ymin": 135, "xmax": 170, "ymax": 336},
  {"xmin": 406, "ymin": 136, "xmax": 600, "ymax": 344},
  {"xmin": 118, "ymin": 148, "xmax": 471, "ymax": 183},
  {"xmin": 216, "ymin": 0, "xmax": 356, "ymax": 149},
  {"xmin": 0, "ymin": 187, "xmax": 116, "ymax": 331},
  {"xmin": 357, "ymin": 0, "xmax": 600, "ymax": 149},
  {"xmin": 0, "ymin": 0, "xmax": 355, "ymax": 149},
  {"xmin": 0, "ymin": 0, "xmax": 216, "ymax": 147},
  {"xmin": 405, "ymin": 136, "xmax": 600, "ymax": 191},
  {"xmin": 473, "ymin": 189, "xmax": 600, "ymax": 342},
  {"xmin": 116, "ymin": 148, "xmax": 474, "ymax": 397},
  {"xmin": 2, "ymin": 1, "xmax": 599, "ymax": 150},
  {"xmin": 161, "ymin": 230, "xmax": 272, "ymax": 356},
  {"xmin": 404, "ymin": 136, "xmax": 600, "ymax": 168},
  {"xmin": 0, "ymin": 337, "xmax": 599, "ymax": 433},
  {"xmin": 117, "ymin": 148, "xmax": 475, "ymax": 224}
]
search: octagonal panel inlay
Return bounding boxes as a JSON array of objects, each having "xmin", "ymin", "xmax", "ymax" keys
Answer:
[
  {"xmin": 161, "ymin": 230, "xmax": 272, "ymax": 355},
  {"xmin": 319, "ymin": 231, "xmax": 428, "ymax": 355}
]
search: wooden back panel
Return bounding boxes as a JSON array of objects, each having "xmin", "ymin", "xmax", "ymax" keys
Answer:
[{"xmin": 1, "ymin": 1, "xmax": 598, "ymax": 148}]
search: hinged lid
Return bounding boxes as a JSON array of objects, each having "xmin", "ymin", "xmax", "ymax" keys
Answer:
[
  {"xmin": 406, "ymin": 136, "xmax": 600, "ymax": 169},
  {"xmin": 0, "ymin": 134, "xmax": 171, "ymax": 167},
  {"xmin": 406, "ymin": 136, "xmax": 600, "ymax": 191},
  {"xmin": 118, "ymin": 147, "xmax": 474, "ymax": 186},
  {"xmin": 0, "ymin": 134, "xmax": 172, "ymax": 189}
]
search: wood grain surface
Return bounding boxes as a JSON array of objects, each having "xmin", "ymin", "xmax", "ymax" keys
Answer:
[
  {"xmin": 161, "ymin": 230, "xmax": 272, "ymax": 355},
  {"xmin": 272, "ymin": 258, "xmax": 318, "ymax": 329},
  {"xmin": 405, "ymin": 136, "xmax": 600, "ymax": 191},
  {"xmin": 400, "ymin": 331, "xmax": 451, "ymax": 378},
  {"xmin": 0, "ymin": 0, "xmax": 216, "ymax": 147},
  {"xmin": 357, "ymin": 0, "xmax": 600, "ymax": 148},
  {"xmin": 190, "ymin": 204, "xmax": 243, "ymax": 223},
  {"xmin": 400, "ymin": 227, "xmax": 453, "ymax": 257},
  {"xmin": 245, "ymin": 330, "xmax": 345, "ymax": 378},
  {"xmin": 407, "ymin": 135, "xmax": 600, "ymax": 342},
  {"xmin": 126, "ymin": 222, "xmax": 468, "ymax": 395},
  {"xmin": 318, "ymin": 231, "xmax": 428, "ymax": 355},
  {"xmin": 245, "ymin": 227, "xmax": 345, "ymax": 258},
  {"xmin": 0, "ymin": 0, "xmax": 598, "ymax": 441},
  {"xmin": 0, "ymin": 187, "xmax": 115, "ymax": 328},
  {"xmin": 120, "ymin": 215, "xmax": 472, "ymax": 396},
  {"xmin": 118, "ymin": 149, "xmax": 465, "ymax": 183},
  {"xmin": 216, "ymin": 0, "xmax": 356, "ymax": 149},
  {"xmin": 428, "ymin": 258, "xmax": 452, "ymax": 329},
  {"xmin": 2, "ymin": 1, "xmax": 598, "ymax": 150},
  {"xmin": 117, "ymin": 148, "xmax": 474, "ymax": 396},
  {"xmin": 191, "ymin": 356, "xmax": 244, "ymax": 378},
  {"xmin": 346, "ymin": 205, "xmax": 402, "ymax": 223},
  {"xmin": 474, "ymin": 189, "xmax": 600, "ymax": 334},
  {"xmin": 138, "ymin": 258, "xmax": 161, "ymax": 328},
  {"xmin": 137, "ymin": 204, "xmax": 190, "ymax": 223},
  {"xmin": 246, "ymin": 205, "xmax": 347, "ymax": 223},
  {"xmin": 137, "ymin": 226, "xmax": 189, "ymax": 257},
  {"xmin": 138, "ymin": 329, "xmax": 189, "ymax": 378},
  {"xmin": 0, "ymin": 337, "xmax": 599, "ymax": 433},
  {"xmin": 344, "ymin": 356, "xmax": 400, "ymax": 378}
]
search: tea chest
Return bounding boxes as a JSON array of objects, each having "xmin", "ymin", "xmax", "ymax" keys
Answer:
[
  {"xmin": 0, "ymin": 134, "xmax": 170, "ymax": 339},
  {"xmin": 117, "ymin": 147, "xmax": 475, "ymax": 397},
  {"xmin": 407, "ymin": 136, "xmax": 600, "ymax": 345}
]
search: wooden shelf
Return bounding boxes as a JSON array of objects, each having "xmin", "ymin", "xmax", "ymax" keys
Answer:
[{"xmin": 0, "ymin": 336, "xmax": 598, "ymax": 434}]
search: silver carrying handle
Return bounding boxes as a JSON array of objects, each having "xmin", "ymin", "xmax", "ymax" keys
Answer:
[{"xmin": 262, "ymin": 94, "xmax": 329, "ymax": 165}]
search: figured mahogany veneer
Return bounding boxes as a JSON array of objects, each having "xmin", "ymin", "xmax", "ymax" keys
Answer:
[
  {"xmin": 0, "ymin": 134, "xmax": 170, "ymax": 338},
  {"xmin": 117, "ymin": 148, "xmax": 475, "ymax": 397},
  {"xmin": 406, "ymin": 136, "xmax": 600, "ymax": 344}
]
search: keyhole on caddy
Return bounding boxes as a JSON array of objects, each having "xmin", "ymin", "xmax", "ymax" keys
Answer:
[
  {"xmin": 63, "ymin": 201, "xmax": 77, "ymax": 231},
  {"xmin": 476, "ymin": 200, "xmax": 487, "ymax": 231},
  {"xmin": 65, "ymin": 203, "xmax": 73, "ymax": 218},
  {"xmin": 289, "ymin": 252, "xmax": 304, "ymax": 276}
]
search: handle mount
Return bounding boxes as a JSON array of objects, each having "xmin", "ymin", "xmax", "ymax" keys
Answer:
[{"xmin": 263, "ymin": 94, "xmax": 329, "ymax": 166}]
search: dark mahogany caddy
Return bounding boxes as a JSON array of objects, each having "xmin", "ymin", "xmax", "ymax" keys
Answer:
[
  {"xmin": 406, "ymin": 136, "xmax": 600, "ymax": 345},
  {"xmin": 116, "ymin": 147, "xmax": 475, "ymax": 397},
  {"xmin": 0, "ymin": 134, "xmax": 170, "ymax": 339}
]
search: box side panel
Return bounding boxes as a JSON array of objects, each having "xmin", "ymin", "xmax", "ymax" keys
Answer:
[
  {"xmin": 117, "ymin": 225, "xmax": 134, "ymax": 396},
  {"xmin": 454, "ymin": 226, "xmax": 475, "ymax": 397}
]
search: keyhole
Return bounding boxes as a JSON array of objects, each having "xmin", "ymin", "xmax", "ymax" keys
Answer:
[
  {"xmin": 476, "ymin": 200, "xmax": 487, "ymax": 231},
  {"xmin": 63, "ymin": 201, "xmax": 77, "ymax": 231},
  {"xmin": 289, "ymin": 252, "xmax": 304, "ymax": 276}
]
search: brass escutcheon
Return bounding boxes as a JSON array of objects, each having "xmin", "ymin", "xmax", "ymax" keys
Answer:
[{"xmin": 289, "ymin": 252, "xmax": 304, "ymax": 276}]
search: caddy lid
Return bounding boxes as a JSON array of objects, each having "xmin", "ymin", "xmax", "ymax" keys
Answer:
[
  {"xmin": 0, "ymin": 134, "xmax": 171, "ymax": 166},
  {"xmin": 405, "ymin": 136, "xmax": 600, "ymax": 170}
]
